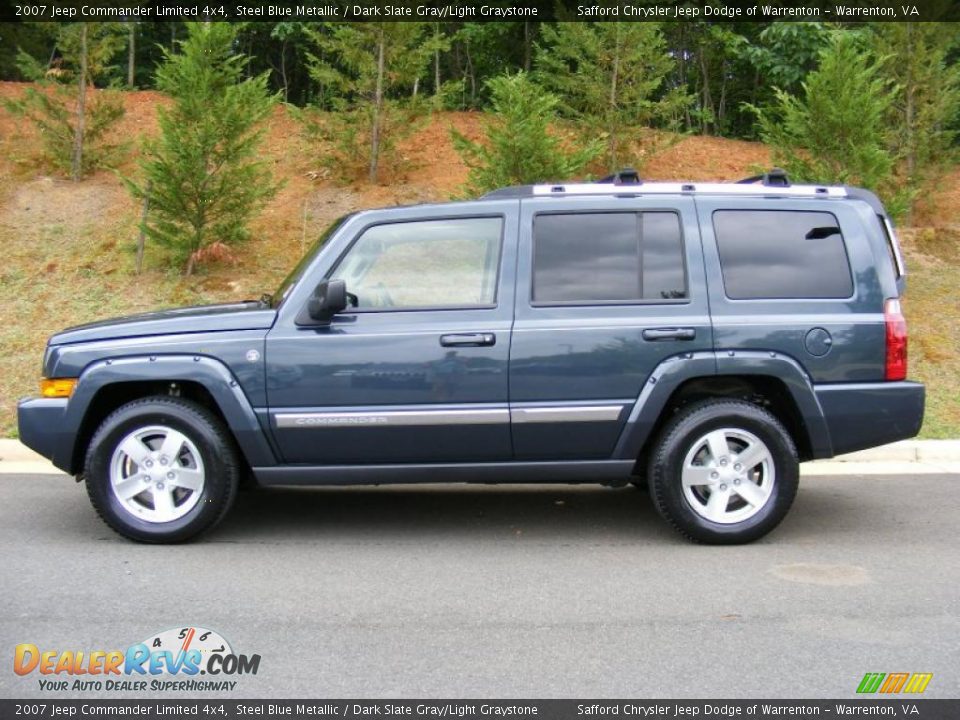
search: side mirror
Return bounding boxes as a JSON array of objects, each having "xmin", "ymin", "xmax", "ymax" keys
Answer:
[{"xmin": 304, "ymin": 279, "xmax": 348, "ymax": 325}]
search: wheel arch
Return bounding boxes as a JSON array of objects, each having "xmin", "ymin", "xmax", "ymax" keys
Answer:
[
  {"xmin": 614, "ymin": 351, "xmax": 833, "ymax": 467},
  {"xmin": 58, "ymin": 356, "xmax": 277, "ymax": 474}
]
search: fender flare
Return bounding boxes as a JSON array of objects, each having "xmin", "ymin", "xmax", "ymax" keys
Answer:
[
  {"xmin": 613, "ymin": 351, "xmax": 833, "ymax": 461},
  {"xmin": 56, "ymin": 355, "xmax": 277, "ymax": 473}
]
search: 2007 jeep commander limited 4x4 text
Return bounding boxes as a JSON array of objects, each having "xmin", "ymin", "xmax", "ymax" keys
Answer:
[{"xmin": 18, "ymin": 170, "xmax": 925, "ymax": 544}]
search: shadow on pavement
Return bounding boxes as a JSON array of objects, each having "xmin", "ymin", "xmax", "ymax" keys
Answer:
[
  {"xmin": 212, "ymin": 480, "xmax": 872, "ymax": 544},
  {"xmin": 218, "ymin": 483, "xmax": 670, "ymax": 543}
]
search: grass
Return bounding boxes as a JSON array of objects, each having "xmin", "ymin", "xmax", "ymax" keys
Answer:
[
  {"xmin": 0, "ymin": 199, "xmax": 225, "ymax": 437},
  {"xmin": 899, "ymin": 228, "xmax": 960, "ymax": 438}
]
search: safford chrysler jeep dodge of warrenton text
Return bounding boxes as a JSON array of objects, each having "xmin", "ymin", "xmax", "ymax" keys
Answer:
[{"xmin": 18, "ymin": 169, "xmax": 924, "ymax": 544}]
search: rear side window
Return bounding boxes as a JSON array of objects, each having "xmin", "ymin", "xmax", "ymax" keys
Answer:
[
  {"xmin": 532, "ymin": 212, "xmax": 686, "ymax": 304},
  {"xmin": 713, "ymin": 210, "xmax": 853, "ymax": 299}
]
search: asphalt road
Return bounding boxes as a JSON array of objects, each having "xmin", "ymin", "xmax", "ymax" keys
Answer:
[{"xmin": 1, "ymin": 472, "xmax": 957, "ymax": 699}]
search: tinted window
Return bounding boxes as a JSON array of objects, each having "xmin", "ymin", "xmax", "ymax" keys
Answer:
[
  {"xmin": 532, "ymin": 212, "xmax": 686, "ymax": 303},
  {"xmin": 332, "ymin": 218, "xmax": 502, "ymax": 309},
  {"xmin": 713, "ymin": 210, "xmax": 853, "ymax": 299}
]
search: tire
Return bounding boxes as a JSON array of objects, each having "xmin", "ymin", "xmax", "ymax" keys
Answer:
[
  {"xmin": 84, "ymin": 396, "xmax": 240, "ymax": 543},
  {"xmin": 647, "ymin": 399, "xmax": 799, "ymax": 544}
]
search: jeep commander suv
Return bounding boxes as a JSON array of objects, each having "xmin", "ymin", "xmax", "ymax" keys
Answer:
[{"xmin": 17, "ymin": 170, "xmax": 925, "ymax": 544}]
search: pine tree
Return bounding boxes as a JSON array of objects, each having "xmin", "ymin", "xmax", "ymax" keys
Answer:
[
  {"xmin": 452, "ymin": 72, "xmax": 601, "ymax": 196},
  {"xmin": 874, "ymin": 23, "xmax": 960, "ymax": 193},
  {"xmin": 6, "ymin": 22, "xmax": 126, "ymax": 180},
  {"xmin": 750, "ymin": 32, "xmax": 899, "ymax": 209},
  {"xmin": 127, "ymin": 23, "xmax": 279, "ymax": 275},
  {"xmin": 536, "ymin": 21, "xmax": 690, "ymax": 171},
  {"xmin": 305, "ymin": 22, "xmax": 444, "ymax": 182}
]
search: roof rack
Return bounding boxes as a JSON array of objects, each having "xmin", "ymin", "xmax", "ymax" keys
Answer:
[
  {"xmin": 481, "ymin": 169, "xmax": 847, "ymax": 200},
  {"xmin": 597, "ymin": 168, "xmax": 641, "ymax": 185},
  {"xmin": 736, "ymin": 167, "xmax": 791, "ymax": 187},
  {"xmin": 529, "ymin": 182, "xmax": 845, "ymax": 198}
]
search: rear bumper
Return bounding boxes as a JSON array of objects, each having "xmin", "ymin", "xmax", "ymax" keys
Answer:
[
  {"xmin": 17, "ymin": 398, "xmax": 70, "ymax": 471},
  {"xmin": 815, "ymin": 381, "xmax": 925, "ymax": 457}
]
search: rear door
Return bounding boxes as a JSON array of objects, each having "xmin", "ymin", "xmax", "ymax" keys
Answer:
[{"xmin": 509, "ymin": 196, "xmax": 712, "ymax": 459}]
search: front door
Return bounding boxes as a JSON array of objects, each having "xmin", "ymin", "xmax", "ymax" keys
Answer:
[
  {"xmin": 266, "ymin": 207, "xmax": 518, "ymax": 464},
  {"xmin": 510, "ymin": 196, "xmax": 713, "ymax": 459}
]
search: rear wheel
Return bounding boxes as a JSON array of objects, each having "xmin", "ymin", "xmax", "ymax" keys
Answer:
[
  {"xmin": 648, "ymin": 399, "xmax": 798, "ymax": 544},
  {"xmin": 84, "ymin": 396, "xmax": 239, "ymax": 543}
]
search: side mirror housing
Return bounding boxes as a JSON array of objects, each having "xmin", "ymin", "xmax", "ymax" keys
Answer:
[{"xmin": 300, "ymin": 279, "xmax": 348, "ymax": 326}]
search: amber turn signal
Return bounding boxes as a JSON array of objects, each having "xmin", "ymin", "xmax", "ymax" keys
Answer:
[{"xmin": 40, "ymin": 378, "xmax": 77, "ymax": 399}]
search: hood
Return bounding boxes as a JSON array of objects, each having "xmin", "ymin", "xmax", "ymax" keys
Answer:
[{"xmin": 48, "ymin": 302, "xmax": 278, "ymax": 346}]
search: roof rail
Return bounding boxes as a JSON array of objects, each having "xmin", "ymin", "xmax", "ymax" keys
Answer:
[
  {"xmin": 737, "ymin": 167, "xmax": 791, "ymax": 187},
  {"xmin": 529, "ymin": 181, "xmax": 846, "ymax": 198}
]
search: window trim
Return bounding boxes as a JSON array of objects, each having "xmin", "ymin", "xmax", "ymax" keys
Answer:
[
  {"xmin": 529, "ymin": 209, "xmax": 690, "ymax": 308},
  {"xmin": 324, "ymin": 214, "xmax": 507, "ymax": 314},
  {"xmin": 712, "ymin": 209, "xmax": 856, "ymax": 302},
  {"xmin": 879, "ymin": 215, "xmax": 905, "ymax": 280}
]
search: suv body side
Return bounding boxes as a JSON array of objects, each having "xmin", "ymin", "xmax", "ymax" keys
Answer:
[
  {"xmin": 14, "ymin": 180, "xmax": 926, "ymax": 543},
  {"xmin": 21, "ymin": 192, "xmax": 923, "ymax": 479}
]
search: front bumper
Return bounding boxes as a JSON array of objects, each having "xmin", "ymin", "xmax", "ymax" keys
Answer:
[
  {"xmin": 17, "ymin": 397, "xmax": 70, "ymax": 470},
  {"xmin": 815, "ymin": 381, "xmax": 925, "ymax": 456}
]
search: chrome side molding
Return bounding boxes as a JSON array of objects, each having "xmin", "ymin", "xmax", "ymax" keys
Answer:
[{"xmin": 274, "ymin": 404, "xmax": 625, "ymax": 428}]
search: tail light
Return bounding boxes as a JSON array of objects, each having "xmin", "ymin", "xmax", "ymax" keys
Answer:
[{"xmin": 884, "ymin": 298, "xmax": 908, "ymax": 381}]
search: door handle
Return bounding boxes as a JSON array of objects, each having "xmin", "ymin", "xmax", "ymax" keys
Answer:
[
  {"xmin": 642, "ymin": 327, "xmax": 696, "ymax": 341},
  {"xmin": 440, "ymin": 333, "xmax": 496, "ymax": 347}
]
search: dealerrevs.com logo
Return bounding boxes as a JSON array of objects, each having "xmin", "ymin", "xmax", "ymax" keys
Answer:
[{"xmin": 14, "ymin": 626, "xmax": 260, "ymax": 693}]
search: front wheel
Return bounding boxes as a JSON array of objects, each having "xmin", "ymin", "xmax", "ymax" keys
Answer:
[
  {"xmin": 84, "ymin": 396, "xmax": 240, "ymax": 543},
  {"xmin": 648, "ymin": 399, "xmax": 799, "ymax": 544}
]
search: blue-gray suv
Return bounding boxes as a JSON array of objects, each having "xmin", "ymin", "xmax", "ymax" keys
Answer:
[{"xmin": 17, "ymin": 170, "xmax": 925, "ymax": 544}]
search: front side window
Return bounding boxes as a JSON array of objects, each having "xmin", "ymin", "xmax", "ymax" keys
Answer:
[
  {"xmin": 532, "ymin": 212, "xmax": 687, "ymax": 304},
  {"xmin": 331, "ymin": 217, "xmax": 503, "ymax": 310},
  {"xmin": 713, "ymin": 210, "xmax": 853, "ymax": 299}
]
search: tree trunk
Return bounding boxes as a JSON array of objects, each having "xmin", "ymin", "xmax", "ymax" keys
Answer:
[
  {"xmin": 135, "ymin": 181, "xmax": 151, "ymax": 274},
  {"xmin": 127, "ymin": 20, "xmax": 136, "ymax": 88},
  {"xmin": 71, "ymin": 23, "xmax": 88, "ymax": 182},
  {"xmin": 464, "ymin": 40, "xmax": 476, "ymax": 105},
  {"xmin": 280, "ymin": 37, "xmax": 289, "ymax": 102},
  {"xmin": 434, "ymin": 23, "xmax": 441, "ymax": 101},
  {"xmin": 905, "ymin": 23, "xmax": 916, "ymax": 182},
  {"xmin": 523, "ymin": 22, "xmax": 531, "ymax": 72},
  {"xmin": 904, "ymin": 23, "xmax": 916, "ymax": 223},
  {"xmin": 369, "ymin": 29, "xmax": 385, "ymax": 183},
  {"xmin": 608, "ymin": 27, "xmax": 621, "ymax": 171},
  {"xmin": 717, "ymin": 58, "xmax": 728, "ymax": 133},
  {"xmin": 679, "ymin": 25, "xmax": 691, "ymax": 130},
  {"xmin": 699, "ymin": 48, "xmax": 712, "ymax": 135}
]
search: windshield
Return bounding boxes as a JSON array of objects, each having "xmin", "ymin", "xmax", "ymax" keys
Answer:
[{"xmin": 270, "ymin": 214, "xmax": 352, "ymax": 308}]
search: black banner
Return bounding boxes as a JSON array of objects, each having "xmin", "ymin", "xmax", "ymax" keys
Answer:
[
  {"xmin": 0, "ymin": 0, "xmax": 958, "ymax": 24},
  {"xmin": 2, "ymin": 700, "xmax": 960, "ymax": 720}
]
